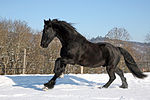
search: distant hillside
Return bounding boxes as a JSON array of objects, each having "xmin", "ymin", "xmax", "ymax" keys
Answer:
[
  {"xmin": 89, "ymin": 36, "xmax": 150, "ymax": 55},
  {"xmin": 90, "ymin": 36, "xmax": 107, "ymax": 43}
]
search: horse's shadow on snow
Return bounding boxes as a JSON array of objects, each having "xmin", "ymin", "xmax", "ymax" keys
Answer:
[{"xmin": 7, "ymin": 75, "xmax": 107, "ymax": 91}]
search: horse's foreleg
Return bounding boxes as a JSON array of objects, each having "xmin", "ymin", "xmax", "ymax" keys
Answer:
[
  {"xmin": 44, "ymin": 58, "xmax": 66, "ymax": 89},
  {"xmin": 102, "ymin": 66, "xmax": 116, "ymax": 88}
]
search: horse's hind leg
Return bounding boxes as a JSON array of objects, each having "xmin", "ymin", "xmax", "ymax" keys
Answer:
[
  {"xmin": 115, "ymin": 67, "xmax": 128, "ymax": 88},
  {"xmin": 102, "ymin": 66, "xmax": 116, "ymax": 88},
  {"xmin": 44, "ymin": 58, "xmax": 66, "ymax": 89}
]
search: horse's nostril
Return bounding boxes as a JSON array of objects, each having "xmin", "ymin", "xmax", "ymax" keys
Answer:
[
  {"xmin": 40, "ymin": 44, "xmax": 43, "ymax": 47},
  {"xmin": 40, "ymin": 43, "xmax": 48, "ymax": 48},
  {"xmin": 40, "ymin": 42, "xmax": 45, "ymax": 47}
]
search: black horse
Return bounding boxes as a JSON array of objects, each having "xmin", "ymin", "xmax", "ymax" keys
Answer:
[{"xmin": 40, "ymin": 19, "xmax": 147, "ymax": 89}]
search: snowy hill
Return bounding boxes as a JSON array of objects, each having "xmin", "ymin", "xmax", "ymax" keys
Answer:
[{"xmin": 0, "ymin": 73, "xmax": 150, "ymax": 100}]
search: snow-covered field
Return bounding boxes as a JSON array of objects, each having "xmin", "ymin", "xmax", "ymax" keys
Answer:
[{"xmin": 0, "ymin": 73, "xmax": 150, "ymax": 100}]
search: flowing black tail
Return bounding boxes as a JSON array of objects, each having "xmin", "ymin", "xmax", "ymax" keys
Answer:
[{"xmin": 118, "ymin": 47, "xmax": 147, "ymax": 79}]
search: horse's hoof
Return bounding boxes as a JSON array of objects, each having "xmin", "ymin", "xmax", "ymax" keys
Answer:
[
  {"xmin": 119, "ymin": 85, "xmax": 128, "ymax": 89},
  {"xmin": 44, "ymin": 84, "xmax": 54, "ymax": 89},
  {"xmin": 43, "ymin": 86, "xmax": 49, "ymax": 91},
  {"xmin": 98, "ymin": 86, "xmax": 107, "ymax": 89},
  {"xmin": 44, "ymin": 81, "xmax": 55, "ymax": 89},
  {"xmin": 59, "ymin": 73, "xmax": 64, "ymax": 78},
  {"xmin": 98, "ymin": 87, "xmax": 102, "ymax": 89},
  {"xmin": 102, "ymin": 85, "xmax": 108, "ymax": 88}
]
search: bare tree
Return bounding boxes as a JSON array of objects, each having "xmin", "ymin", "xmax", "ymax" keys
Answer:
[
  {"xmin": 105, "ymin": 27, "xmax": 130, "ymax": 41},
  {"xmin": 145, "ymin": 33, "xmax": 150, "ymax": 43},
  {"xmin": 145, "ymin": 33, "xmax": 150, "ymax": 62}
]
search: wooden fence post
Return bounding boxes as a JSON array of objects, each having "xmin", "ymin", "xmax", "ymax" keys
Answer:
[
  {"xmin": 80, "ymin": 66, "xmax": 83, "ymax": 74},
  {"xmin": 4, "ymin": 63, "xmax": 6, "ymax": 75},
  {"xmin": 23, "ymin": 48, "xmax": 26, "ymax": 74}
]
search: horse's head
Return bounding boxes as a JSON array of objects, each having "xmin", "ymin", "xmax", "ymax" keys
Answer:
[{"xmin": 41, "ymin": 19, "xmax": 56, "ymax": 48}]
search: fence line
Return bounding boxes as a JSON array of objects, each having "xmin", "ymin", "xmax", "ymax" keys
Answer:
[
  {"xmin": 0, "ymin": 47, "xmax": 150, "ymax": 75},
  {"xmin": 0, "ymin": 60, "xmax": 150, "ymax": 75}
]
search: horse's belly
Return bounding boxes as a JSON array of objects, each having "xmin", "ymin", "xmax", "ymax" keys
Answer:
[
  {"xmin": 78, "ymin": 57, "xmax": 105, "ymax": 67},
  {"xmin": 78, "ymin": 47, "xmax": 106, "ymax": 67},
  {"xmin": 88, "ymin": 60, "xmax": 105, "ymax": 67}
]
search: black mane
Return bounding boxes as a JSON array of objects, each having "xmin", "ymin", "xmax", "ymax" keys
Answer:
[
  {"xmin": 52, "ymin": 19, "xmax": 76, "ymax": 32},
  {"xmin": 52, "ymin": 19, "xmax": 87, "ymax": 41}
]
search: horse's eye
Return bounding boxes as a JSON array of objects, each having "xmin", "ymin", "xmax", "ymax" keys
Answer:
[
  {"xmin": 48, "ymin": 24, "xmax": 52, "ymax": 27},
  {"xmin": 44, "ymin": 25, "xmax": 47, "ymax": 29}
]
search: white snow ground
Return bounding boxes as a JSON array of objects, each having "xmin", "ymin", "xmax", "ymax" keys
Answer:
[{"xmin": 0, "ymin": 73, "xmax": 150, "ymax": 100}]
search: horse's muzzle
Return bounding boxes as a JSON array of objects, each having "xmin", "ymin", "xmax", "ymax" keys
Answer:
[{"xmin": 40, "ymin": 43, "xmax": 48, "ymax": 48}]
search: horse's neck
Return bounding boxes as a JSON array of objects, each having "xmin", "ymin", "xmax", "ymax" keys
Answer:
[{"xmin": 57, "ymin": 30, "xmax": 87, "ymax": 46}]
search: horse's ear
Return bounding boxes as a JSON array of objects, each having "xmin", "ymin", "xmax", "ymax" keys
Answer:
[
  {"xmin": 49, "ymin": 18, "xmax": 51, "ymax": 22},
  {"xmin": 44, "ymin": 20, "xmax": 46, "ymax": 24}
]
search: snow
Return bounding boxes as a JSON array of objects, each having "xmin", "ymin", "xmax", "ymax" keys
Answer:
[{"xmin": 0, "ymin": 73, "xmax": 150, "ymax": 100}]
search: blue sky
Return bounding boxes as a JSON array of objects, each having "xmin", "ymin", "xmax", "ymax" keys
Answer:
[{"xmin": 0, "ymin": 0, "xmax": 150, "ymax": 42}]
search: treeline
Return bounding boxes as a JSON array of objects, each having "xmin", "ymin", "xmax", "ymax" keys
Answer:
[
  {"xmin": 0, "ymin": 18, "xmax": 61, "ymax": 74},
  {"xmin": 0, "ymin": 18, "xmax": 149, "ymax": 75}
]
